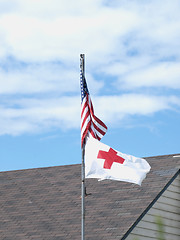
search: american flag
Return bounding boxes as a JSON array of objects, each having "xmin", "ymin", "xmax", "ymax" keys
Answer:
[{"xmin": 80, "ymin": 69, "xmax": 107, "ymax": 147}]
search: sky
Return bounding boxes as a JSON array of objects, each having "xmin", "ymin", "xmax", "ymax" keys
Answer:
[{"xmin": 0, "ymin": 0, "xmax": 180, "ymax": 172}]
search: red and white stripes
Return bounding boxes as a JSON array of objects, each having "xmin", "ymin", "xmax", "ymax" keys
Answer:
[{"xmin": 81, "ymin": 93, "xmax": 107, "ymax": 146}]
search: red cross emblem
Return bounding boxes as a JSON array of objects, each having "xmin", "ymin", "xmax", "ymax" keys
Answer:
[{"xmin": 97, "ymin": 148, "xmax": 125, "ymax": 169}]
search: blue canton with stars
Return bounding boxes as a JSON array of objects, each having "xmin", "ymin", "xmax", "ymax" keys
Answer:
[{"xmin": 80, "ymin": 69, "xmax": 89, "ymax": 103}]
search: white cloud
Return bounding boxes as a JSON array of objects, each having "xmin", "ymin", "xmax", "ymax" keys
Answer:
[
  {"xmin": 0, "ymin": 96, "xmax": 80, "ymax": 135},
  {"xmin": 94, "ymin": 94, "xmax": 180, "ymax": 124},
  {"xmin": 116, "ymin": 61, "xmax": 180, "ymax": 89},
  {"xmin": 0, "ymin": 62, "xmax": 103, "ymax": 94},
  {"xmin": 0, "ymin": 94, "xmax": 179, "ymax": 136},
  {"xmin": 0, "ymin": 0, "xmax": 179, "ymax": 65},
  {"xmin": 0, "ymin": 1, "xmax": 139, "ymax": 63},
  {"xmin": 0, "ymin": 63, "xmax": 78, "ymax": 94},
  {"xmin": 0, "ymin": 0, "xmax": 180, "ymax": 136},
  {"xmin": 15, "ymin": 0, "xmax": 103, "ymax": 18}
]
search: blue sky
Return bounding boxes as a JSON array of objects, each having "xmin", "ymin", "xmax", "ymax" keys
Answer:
[{"xmin": 0, "ymin": 0, "xmax": 180, "ymax": 171}]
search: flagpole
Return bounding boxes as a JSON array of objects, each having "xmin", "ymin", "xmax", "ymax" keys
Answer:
[{"xmin": 80, "ymin": 53, "xmax": 85, "ymax": 240}]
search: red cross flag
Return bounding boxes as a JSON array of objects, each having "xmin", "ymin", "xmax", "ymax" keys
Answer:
[{"xmin": 85, "ymin": 137, "xmax": 151, "ymax": 185}]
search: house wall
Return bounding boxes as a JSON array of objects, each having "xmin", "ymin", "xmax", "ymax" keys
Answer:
[{"xmin": 126, "ymin": 174, "xmax": 180, "ymax": 240}]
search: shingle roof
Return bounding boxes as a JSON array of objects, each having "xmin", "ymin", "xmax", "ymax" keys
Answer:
[{"xmin": 0, "ymin": 154, "xmax": 179, "ymax": 240}]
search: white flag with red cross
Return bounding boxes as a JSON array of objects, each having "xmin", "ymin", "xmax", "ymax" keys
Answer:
[{"xmin": 85, "ymin": 136, "xmax": 151, "ymax": 185}]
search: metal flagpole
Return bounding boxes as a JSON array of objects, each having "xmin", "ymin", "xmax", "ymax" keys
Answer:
[{"xmin": 80, "ymin": 54, "xmax": 85, "ymax": 240}]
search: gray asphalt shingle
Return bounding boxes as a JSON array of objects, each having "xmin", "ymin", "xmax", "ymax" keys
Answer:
[{"xmin": 0, "ymin": 154, "xmax": 179, "ymax": 239}]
